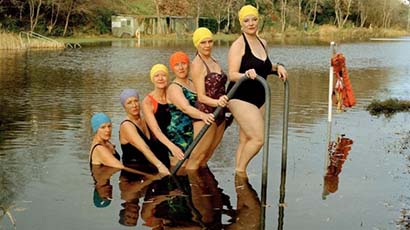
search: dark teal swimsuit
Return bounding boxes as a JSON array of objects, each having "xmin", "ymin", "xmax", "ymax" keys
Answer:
[{"xmin": 167, "ymin": 81, "xmax": 197, "ymax": 152}]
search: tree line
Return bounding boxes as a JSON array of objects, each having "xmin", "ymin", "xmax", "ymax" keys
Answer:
[{"xmin": 0, "ymin": 0, "xmax": 409, "ymax": 36}]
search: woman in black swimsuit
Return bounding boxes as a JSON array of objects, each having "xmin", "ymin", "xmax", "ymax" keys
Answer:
[
  {"xmin": 188, "ymin": 27, "xmax": 229, "ymax": 170},
  {"xmin": 227, "ymin": 5, "xmax": 288, "ymax": 175},
  {"xmin": 119, "ymin": 89, "xmax": 171, "ymax": 175},
  {"xmin": 89, "ymin": 112, "xmax": 124, "ymax": 168},
  {"xmin": 142, "ymin": 64, "xmax": 185, "ymax": 166}
]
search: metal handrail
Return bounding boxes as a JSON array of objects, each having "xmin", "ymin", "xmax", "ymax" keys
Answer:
[
  {"xmin": 19, "ymin": 31, "xmax": 81, "ymax": 49},
  {"xmin": 260, "ymin": 79, "xmax": 289, "ymax": 230},
  {"xmin": 277, "ymin": 80, "xmax": 290, "ymax": 230},
  {"xmin": 169, "ymin": 75, "xmax": 290, "ymax": 230},
  {"xmin": 171, "ymin": 76, "xmax": 248, "ymax": 175}
]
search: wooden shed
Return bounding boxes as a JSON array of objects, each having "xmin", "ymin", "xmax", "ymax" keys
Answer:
[{"xmin": 111, "ymin": 15, "xmax": 196, "ymax": 37}]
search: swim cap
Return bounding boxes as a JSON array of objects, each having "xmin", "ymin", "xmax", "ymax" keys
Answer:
[
  {"xmin": 120, "ymin": 89, "xmax": 139, "ymax": 107},
  {"xmin": 192, "ymin": 27, "xmax": 213, "ymax": 48},
  {"xmin": 91, "ymin": 112, "xmax": 111, "ymax": 133},
  {"xmin": 150, "ymin": 64, "xmax": 168, "ymax": 82},
  {"xmin": 238, "ymin": 5, "xmax": 259, "ymax": 24},
  {"xmin": 169, "ymin": 51, "xmax": 190, "ymax": 69}
]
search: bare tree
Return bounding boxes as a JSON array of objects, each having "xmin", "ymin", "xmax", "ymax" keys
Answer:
[
  {"xmin": 357, "ymin": 0, "xmax": 369, "ymax": 27},
  {"xmin": 62, "ymin": 0, "xmax": 75, "ymax": 36},
  {"xmin": 280, "ymin": 0, "xmax": 288, "ymax": 32},
  {"xmin": 10, "ymin": 0, "xmax": 26, "ymax": 21},
  {"xmin": 153, "ymin": 0, "xmax": 162, "ymax": 34},
  {"xmin": 28, "ymin": 0, "xmax": 43, "ymax": 32},
  {"xmin": 334, "ymin": 0, "xmax": 352, "ymax": 28},
  {"xmin": 47, "ymin": 0, "xmax": 61, "ymax": 34},
  {"xmin": 310, "ymin": 0, "xmax": 319, "ymax": 27}
]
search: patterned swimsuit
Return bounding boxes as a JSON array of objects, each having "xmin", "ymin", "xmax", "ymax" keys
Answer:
[
  {"xmin": 195, "ymin": 54, "xmax": 228, "ymax": 126},
  {"xmin": 167, "ymin": 81, "xmax": 197, "ymax": 152}
]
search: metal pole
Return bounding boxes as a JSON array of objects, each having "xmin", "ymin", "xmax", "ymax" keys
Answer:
[
  {"xmin": 259, "ymin": 76, "xmax": 271, "ymax": 230},
  {"xmin": 277, "ymin": 80, "xmax": 289, "ymax": 230},
  {"xmin": 171, "ymin": 77, "xmax": 248, "ymax": 175},
  {"xmin": 260, "ymin": 78, "xmax": 289, "ymax": 230},
  {"xmin": 326, "ymin": 41, "xmax": 336, "ymax": 171}
]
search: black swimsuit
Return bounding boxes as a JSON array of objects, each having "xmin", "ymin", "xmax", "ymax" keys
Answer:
[
  {"xmin": 120, "ymin": 120, "xmax": 170, "ymax": 168},
  {"xmin": 227, "ymin": 33, "xmax": 274, "ymax": 108},
  {"xmin": 89, "ymin": 143, "xmax": 121, "ymax": 166},
  {"xmin": 147, "ymin": 94, "xmax": 172, "ymax": 157}
]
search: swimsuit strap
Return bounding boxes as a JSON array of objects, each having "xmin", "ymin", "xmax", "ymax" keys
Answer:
[
  {"xmin": 171, "ymin": 80, "xmax": 194, "ymax": 92},
  {"xmin": 196, "ymin": 52, "xmax": 218, "ymax": 74},
  {"xmin": 90, "ymin": 143, "xmax": 102, "ymax": 163},
  {"xmin": 147, "ymin": 94, "xmax": 158, "ymax": 114},
  {"xmin": 242, "ymin": 33, "xmax": 267, "ymax": 55},
  {"xmin": 120, "ymin": 119, "xmax": 150, "ymax": 140}
]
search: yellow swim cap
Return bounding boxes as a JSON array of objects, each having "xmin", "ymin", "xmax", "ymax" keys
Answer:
[
  {"xmin": 150, "ymin": 64, "xmax": 168, "ymax": 82},
  {"xmin": 192, "ymin": 27, "xmax": 213, "ymax": 48},
  {"xmin": 238, "ymin": 5, "xmax": 259, "ymax": 24}
]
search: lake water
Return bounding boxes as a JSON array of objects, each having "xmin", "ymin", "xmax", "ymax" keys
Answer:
[{"xmin": 1, "ymin": 38, "xmax": 410, "ymax": 230}]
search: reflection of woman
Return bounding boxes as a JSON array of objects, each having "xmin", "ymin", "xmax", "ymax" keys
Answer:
[
  {"xmin": 142, "ymin": 64, "xmax": 185, "ymax": 165},
  {"xmin": 225, "ymin": 174, "xmax": 261, "ymax": 230},
  {"xmin": 188, "ymin": 27, "xmax": 229, "ymax": 170},
  {"xmin": 90, "ymin": 165, "xmax": 120, "ymax": 208},
  {"xmin": 119, "ymin": 88, "xmax": 170, "ymax": 175},
  {"xmin": 187, "ymin": 167, "xmax": 232, "ymax": 229},
  {"xmin": 227, "ymin": 5, "xmax": 288, "ymax": 174},
  {"xmin": 141, "ymin": 175, "xmax": 200, "ymax": 229},
  {"xmin": 118, "ymin": 170, "xmax": 159, "ymax": 226},
  {"xmin": 166, "ymin": 52, "xmax": 214, "ymax": 153}
]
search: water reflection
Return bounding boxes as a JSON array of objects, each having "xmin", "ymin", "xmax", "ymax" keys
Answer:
[
  {"xmin": 225, "ymin": 174, "xmax": 261, "ymax": 230},
  {"xmin": 89, "ymin": 166, "xmax": 237, "ymax": 229},
  {"xmin": 1, "ymin": 40, "xmax": 410, "ymax": 229},
  {"xmin": 119, "ymin": 169, "xmax": 155, "ymax": 227},
  {"xmin": 90, "ymin": 165, "xmax": 120, "ymax": 208},
  {"xmin": 322, "ymin": 135, "xmax": 353, "ymax": 199}
]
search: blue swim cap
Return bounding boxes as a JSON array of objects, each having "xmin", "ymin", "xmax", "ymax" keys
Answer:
[{"xmin": 91, "ymin": 112, "xmax": 111, "ymax": 133}]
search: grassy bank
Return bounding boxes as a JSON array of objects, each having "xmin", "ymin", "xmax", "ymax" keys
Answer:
[
  {"xmin": 0, "ymin": 31, "xmax": 65, "ymax": 50},
  {"xmin": 2, "ymin": 26, "xmax": 409, "ymax": 49}
]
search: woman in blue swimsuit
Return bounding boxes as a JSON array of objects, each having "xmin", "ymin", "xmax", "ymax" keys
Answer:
[
  {"xmin": 227, "ymin": 5, "xmax": 288, "ymax": 175},
  {"xmin": 166, "ymin": 51, "xmax": 214, "ymax": 155}
]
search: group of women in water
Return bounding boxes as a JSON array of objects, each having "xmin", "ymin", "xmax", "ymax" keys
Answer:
[{"xmin": 88, "ymin": 5, "xmax": 288, "ymax": 177}]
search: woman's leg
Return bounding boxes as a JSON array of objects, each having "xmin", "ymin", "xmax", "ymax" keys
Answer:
[
  {"xmin": 200, "ymin": 121, "xmax": 226, "ymax": 167},
  {"xmin": 228, "ymin": 100, "xmax": 264, "ymax": 173},
  {"xmin": 185, "ymin": 121, "xmax": 218, "ymax": 170}
]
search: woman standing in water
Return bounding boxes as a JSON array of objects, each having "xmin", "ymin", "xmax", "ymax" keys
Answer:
[
  {"xmin": 142, "ymin": 64, "xmax": 185, "ymax": 165},
  {"xmin": 227, "ymin": 5, "xmax": 288, "ymax": 174},
  {"xmin": 166, "ymin": 51, "xmax": 214, "ymax": 156},
  {"xmin": 188, "ymin": 27, "xmax": 229, "ymax": 170},
  {"xmin": 119, "ymin": 88, "xmax": 170, "ymax": 175}
]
